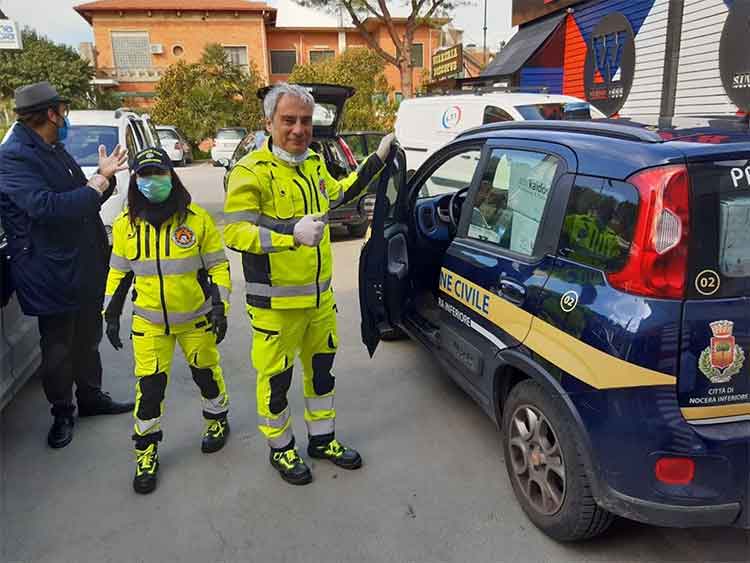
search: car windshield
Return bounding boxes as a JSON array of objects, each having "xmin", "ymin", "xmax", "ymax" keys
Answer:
[
  {"xmin": 516, "ymin": 102, "xmax": 594, "ymax": 121},
  {"xmin": 66, "ymin": 126, "xmax": 119, "ymax": 167},
  {"xmin": 217, "ymin": 129, "xmax": 245, "ymax": 140},
  {"xmin": 158, "ymin": 130, "xmax": 179, "ymax": 141}
]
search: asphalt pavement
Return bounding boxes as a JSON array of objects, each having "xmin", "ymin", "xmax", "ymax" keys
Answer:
[{"xmin": 1, "ymin": 163, "xmax": 749, "ymax": 562}]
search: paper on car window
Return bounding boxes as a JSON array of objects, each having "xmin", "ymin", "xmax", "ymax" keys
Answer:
[
  {"xmin": 507, "ymin": 160, "xmax": 556, "ymax": 255},
  {"xmin": 719, "ymin": 196, "xmax": 750, "ymax": 277}
]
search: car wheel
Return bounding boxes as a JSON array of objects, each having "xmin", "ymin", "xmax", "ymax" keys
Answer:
[
  {"xmin": 502, "ymin": 379, "xmax": 614, "ymax": 542},
  {"xmin": 347, "ymin": 222, "xmax": 369, "ymax": 238}
]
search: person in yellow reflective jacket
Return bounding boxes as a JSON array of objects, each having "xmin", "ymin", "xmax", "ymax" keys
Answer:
[
  {"xmin": 224, "ymin": 83, "xmax": 395, "ymax": 485},
  {"xmin": 104, "ymin": 148, "xmax": 231, "ymax": 495}
]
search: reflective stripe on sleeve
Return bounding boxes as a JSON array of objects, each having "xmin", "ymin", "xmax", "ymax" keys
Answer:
[
  {"xmin": 224, "ymin": 211, "xmax": 329, "ymax": 235},
  {"xmin": 218, "ymin": 285, "xmax": 231, "ymax": 303},
  {"xmin": 203, "ymin": 250, "xmax": 228, "ymax": 269},
  {"xmin": 109, "ymin": 253, "xmax": 131, "ymax": 272}
]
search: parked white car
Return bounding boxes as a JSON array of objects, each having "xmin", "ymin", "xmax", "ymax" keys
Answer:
[
  {"xmin": 157, "ymin": 125, "xmax": 193, "ymax": 167},
  {"xmin": 66, "ymin": 109, "xmax": 161, "ymax": 243},
  {"xmin": 395, "ymin": 91, "xmax": 605, "ymax": 171},
  {"xmin": 211, "ymin": 127, "xmax": 247, "ymax": 165},
  {"xmin": 0, "ymin": 108, "xmax": 159, "ymax": 408}
]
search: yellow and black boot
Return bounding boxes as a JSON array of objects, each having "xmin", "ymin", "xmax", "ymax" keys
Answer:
[
  {"xmin": 133, "ymin": 432, "xmax": 161, "ymax": 495},
  {"xmin": 308, "ymin": 434, "xmax": 362, "ymax": 470},
  {"xmin": 269, "ymin": 439, "xmax": 312, "ymax": 485},
  {"xmin": 202, "ymin": 415, "xmax": 230, "ymax": 453}
]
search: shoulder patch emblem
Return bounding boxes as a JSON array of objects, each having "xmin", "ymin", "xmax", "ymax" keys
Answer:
[
  {"xmin": 172, "ymin": 225, "xmax": 196, "ymax": 248},
  {"xmin": 319, "ymin": 178, "xmax": 327, "ymax": 198}
]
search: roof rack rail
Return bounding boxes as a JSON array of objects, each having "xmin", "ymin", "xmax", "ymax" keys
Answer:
[
  {"xmin": 114, "ymin": 107, "xmax": 135, "ymax": 118},
  {"xmin": 457, "ymin": 120, "xmax": 664, "ymax": 143},
  {"xmin": 419, "ymin": 84, "xmax": 551, "ymax": 97}
]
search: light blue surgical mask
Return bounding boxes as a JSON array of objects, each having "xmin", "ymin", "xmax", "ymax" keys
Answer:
[
  {"xmin": 56, "ymin": 116, "xmax": 69, "ymax": 142},
  {"xmin": 136, "ymin": 175, "xmax": 173, "ymax": 203}
]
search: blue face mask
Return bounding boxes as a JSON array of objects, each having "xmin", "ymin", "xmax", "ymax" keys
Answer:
[
  {"xmin": 137, "ymin": 175, "xmax": 173, "ymax": 203},
  {"xmin": 57, "ymin": 116, "xmax": 69, "ymax": 142}
]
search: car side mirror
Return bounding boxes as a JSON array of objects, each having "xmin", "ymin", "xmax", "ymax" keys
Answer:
[{"xmin": 217, "ymin": 158, "xmax": 230, "ymax": 169}]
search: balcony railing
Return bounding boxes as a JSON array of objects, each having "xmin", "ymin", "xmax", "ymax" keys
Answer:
[{"xmin": 96, "ymin": 67, "xmax": 167, "ymax": 83}]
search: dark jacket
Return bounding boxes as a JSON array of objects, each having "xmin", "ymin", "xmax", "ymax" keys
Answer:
[{"xmin": 0, "ymin": 123, "xmax": 112, "ymax": 316}]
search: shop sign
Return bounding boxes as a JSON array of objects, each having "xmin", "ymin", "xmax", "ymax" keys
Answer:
[
  {"xmin": 0, "ymin": 20, "xmax": 22, "ymax": 50},
  {"xmin": 432, "ymin": 45, "xmax": 463, "ymax": 82},
  {"xmin": 583, "ymin": 13, "xmax": 635, "ymax": 117},
  {"xmin": 720, "ymin": 2, "xmax": 750, "ymax": 111}
]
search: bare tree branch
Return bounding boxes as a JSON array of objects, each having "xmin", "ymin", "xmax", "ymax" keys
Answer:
[
  {"xmin": 341, "ymin": 1, "xmax": 399, "ymax": 66},
  {"xmin": 377, "ymin": 0, "xmax": 404, "ymax": 54}
]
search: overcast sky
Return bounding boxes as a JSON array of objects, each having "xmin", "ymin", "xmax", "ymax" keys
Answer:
[{"xmin": 0, "ymin": 0, "xmax": 514, "ymax": 52}]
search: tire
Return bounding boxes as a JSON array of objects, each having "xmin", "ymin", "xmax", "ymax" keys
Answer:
[
  {"xmin": 347, "ymin": 222, "xmax": 369, "ymax": 238},
  {"xmin": 502, "ymin": 379, "xmax": 614, "ymax": 542}
]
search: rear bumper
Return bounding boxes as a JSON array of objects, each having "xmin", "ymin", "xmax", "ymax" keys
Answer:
[{"xmin": 597, "ymin": 483, "xmax": 743, "ymax": 528}]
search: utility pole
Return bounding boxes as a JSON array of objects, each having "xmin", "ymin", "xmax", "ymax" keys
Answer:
[{"xmin": 483, "ymin": 0, "xmax": 488, "ymax": 64}]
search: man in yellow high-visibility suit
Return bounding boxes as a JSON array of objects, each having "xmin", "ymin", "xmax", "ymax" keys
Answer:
[{"xmin": 224, "ymin": 83, "xmax": 395, "ymax": 485}]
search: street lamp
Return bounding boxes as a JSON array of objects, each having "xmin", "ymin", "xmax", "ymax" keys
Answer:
[{"xmin": 483, "ymin": 0, "xmax": 488, "ymax": 63}]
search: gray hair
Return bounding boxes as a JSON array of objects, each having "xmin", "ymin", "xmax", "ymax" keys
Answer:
[{"xmin": 264, "ymin": 83, "xmax": 315, "ymax": 120}]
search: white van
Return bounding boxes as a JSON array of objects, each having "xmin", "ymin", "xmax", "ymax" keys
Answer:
[{"xmin": 395, "ymin": 92, "xmax": 605, "ymax": 171}]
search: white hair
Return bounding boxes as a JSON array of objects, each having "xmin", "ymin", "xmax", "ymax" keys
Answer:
[{"xmin": 264, "ymin": 83, "xmax": 315, "ymax": 120}]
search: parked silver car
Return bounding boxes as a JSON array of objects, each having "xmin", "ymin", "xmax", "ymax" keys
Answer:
[{"xmin": 0, "ymin": 231, "xmax": 40, "ymax": 409}]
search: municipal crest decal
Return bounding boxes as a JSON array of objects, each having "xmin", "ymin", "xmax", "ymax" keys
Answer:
[
  {"xmin": 318, "ymin": 178, "xmax": 327, "ymax": 198},
  {"xmin": 699, "ymin": 320, "xmax": 745, "ymax": 384},
  {"xmin": 172, "ymin": 225, "xmax": 196, "ymax": 248}
]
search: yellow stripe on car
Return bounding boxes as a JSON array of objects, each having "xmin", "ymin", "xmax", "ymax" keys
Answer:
[{"xmin": 439, "ymin": 268, "xmax": 677, "ymax": 390}]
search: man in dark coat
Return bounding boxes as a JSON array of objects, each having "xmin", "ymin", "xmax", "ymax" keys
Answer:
[{"xmin": 0, "ymin": 82, "xmax": 134, "ymax": 448}]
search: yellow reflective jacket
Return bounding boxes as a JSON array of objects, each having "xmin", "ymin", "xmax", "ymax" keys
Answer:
[
  {"xmin": 223, "ymin": 139, "xmax": 383, "ymax": 309},
  {"xmin": 104, "ymin": 203, "xmax": 231, "ymax": 334}
]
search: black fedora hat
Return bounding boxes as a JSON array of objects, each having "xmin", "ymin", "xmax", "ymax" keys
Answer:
[{"xmin": 14, "ymin": 81, "xmax": 70, "ymax": 114}]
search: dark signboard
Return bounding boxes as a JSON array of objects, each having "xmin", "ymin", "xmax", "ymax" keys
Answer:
[
  {"xmin": 432, "ymin": 45, "xmax": 463, "ymax": 82},
  {"xmin": 512, "ymin": 0, "xmax": 583, "ymax": 27},
  {"xmin": 720, "ymin": 2, "xmax": 750, "ymax": 111},
  {"xmin": 583, "ymin": 12, "xmax": 636, "ymax": 116}
]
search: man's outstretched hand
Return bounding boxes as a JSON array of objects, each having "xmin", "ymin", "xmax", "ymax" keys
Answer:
[{"xmin": 98, "ymin": 144, "xmax": 128, "ymax": 179}]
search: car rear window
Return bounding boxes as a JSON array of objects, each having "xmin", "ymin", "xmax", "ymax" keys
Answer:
[
  {"xmin": 559, "ymin": 176, "xmax": 639, "ymax": 272},
  {"xmin": 158, "ymin": 129, "xmax": 179, "ymax": 141},
  {"xmin": 516, "ymin": 103, "xmax": 594, "ymax": 121},
  {"xmin": 216, "ymin": 129, "xmax": 245, "ymax": 140},
  {"xmin": 66, "ymin": 126, "xmax": 119, "ymax": 167},
  {"xmin": 313, "ymin": 104, "xmax": 337, "ymax": 127},
  {"xmin": 688, "ymin": 157, "xmax": 750, "ymax": 298}
]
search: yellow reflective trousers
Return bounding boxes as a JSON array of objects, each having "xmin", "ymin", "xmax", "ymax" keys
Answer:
[{"xmin": 251, "ymin": 291, "xmax": 338, "ymax": 449}]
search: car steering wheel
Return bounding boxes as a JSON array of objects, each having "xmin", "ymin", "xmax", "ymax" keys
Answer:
[{"xmin": 448, "ymin": 187, "xmax": 470, "ymax": 228}]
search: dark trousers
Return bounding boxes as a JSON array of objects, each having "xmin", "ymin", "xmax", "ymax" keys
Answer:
[{"xmin": 38, "ymin": 303, "xmax": 103, "ymax": 417}]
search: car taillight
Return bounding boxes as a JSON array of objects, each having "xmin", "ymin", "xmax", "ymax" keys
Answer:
[
  {"xmin": 655, "ymin": 457, "xmax": 695, "ymax": 485},
  {"xmin": 607, "ymin": 164, "xmax": 690, "ymax": 299},
  {"xmin": 338, "ymin": 138, "xmax": 358, "ymax": 168}
]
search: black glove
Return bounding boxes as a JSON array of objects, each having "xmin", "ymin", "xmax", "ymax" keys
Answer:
[
  {"xmin": 208, "ymin": 304, "xmax": 227, "ymax": 345},
  {"xmin": 105, "ymin": 318, "xmax": 123, "ymax": 350}
]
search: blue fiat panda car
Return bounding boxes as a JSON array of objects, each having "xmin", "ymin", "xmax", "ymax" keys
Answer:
[{"xmin": 359, "ymin": 119, "xmax": 750, "ymax": 541}]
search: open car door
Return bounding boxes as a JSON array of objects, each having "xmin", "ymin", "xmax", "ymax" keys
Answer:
[{"xmin": 359, "ymin": 146, "xmax": 410, "ymax": 356}]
